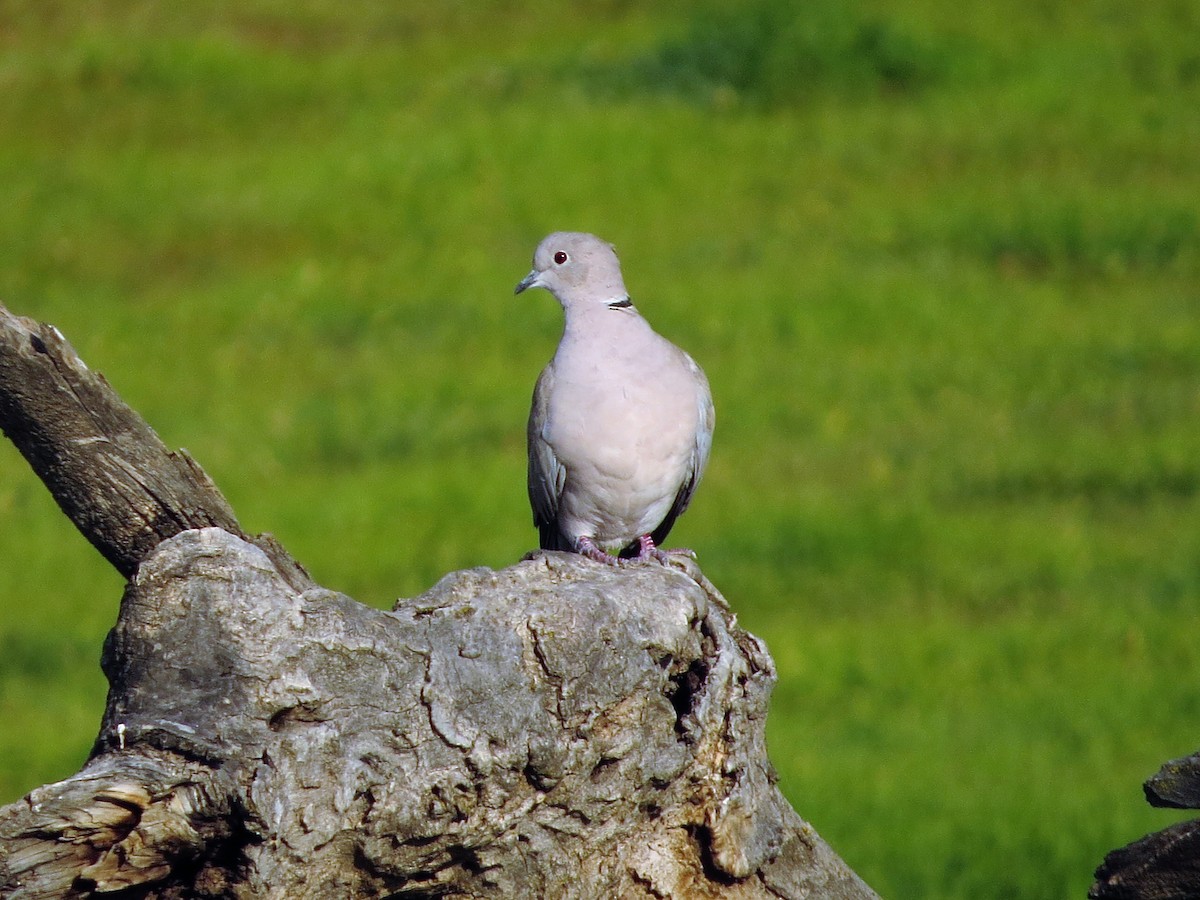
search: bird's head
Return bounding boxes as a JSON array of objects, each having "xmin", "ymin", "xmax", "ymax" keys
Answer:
[{"xmin": 515, "ymin": 232, "xmax": 631, "ymax": 310}]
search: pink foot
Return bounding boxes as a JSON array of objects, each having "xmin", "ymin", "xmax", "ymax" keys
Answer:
[
  {"xmin": 577, "ymin": 536, "xmax": 624, "ymax": 566},
  {"xmin": 635, "ymin": 534, "xmax": 696, "ymax": 564}
]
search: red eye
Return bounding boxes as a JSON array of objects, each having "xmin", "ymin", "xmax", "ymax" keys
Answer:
[{"xmin": 553, "ymin": 251, "xmax": 568, "ymax": 265}]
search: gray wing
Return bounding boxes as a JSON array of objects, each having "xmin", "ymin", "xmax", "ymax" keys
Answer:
[
  {"xmin": 651, "ymin": 353, "xmax": 715, "ymax": 547},
  {"xmin": 527, "ymin": 364, "xmax": 569, "ymax": 550}
]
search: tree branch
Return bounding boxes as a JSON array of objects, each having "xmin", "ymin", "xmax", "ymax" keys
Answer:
[{"xmin": 0, "ymin": 304, "xmax": 309, "ymax": 590}]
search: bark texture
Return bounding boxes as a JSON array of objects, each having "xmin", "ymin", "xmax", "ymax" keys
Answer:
[
  {"xmin": 0, "ymin": 303, "xmax": 877, "ymax": 898},
  {"xmin": 1092, "ymin": 751, "xmax": 1200, "ymax": 900}
]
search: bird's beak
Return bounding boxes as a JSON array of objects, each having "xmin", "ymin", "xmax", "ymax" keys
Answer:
[{"xmin": 514, "ymin": 270, "xmax": 540, "ymax": 295}]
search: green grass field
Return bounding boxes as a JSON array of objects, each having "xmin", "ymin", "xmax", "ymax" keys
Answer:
[{"xmin": 1, "ymin": 1, "xmax": 1197, "ymax": 896}]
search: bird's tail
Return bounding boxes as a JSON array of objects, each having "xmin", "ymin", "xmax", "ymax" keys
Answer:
[{"xmin": 538, "ymin": 524, "xmax": 574, "ymax": 552}]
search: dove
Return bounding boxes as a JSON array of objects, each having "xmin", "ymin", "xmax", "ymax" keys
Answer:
[{"xmin": 515, "ymin": 232, "xmax": 714, "ymax": 565}]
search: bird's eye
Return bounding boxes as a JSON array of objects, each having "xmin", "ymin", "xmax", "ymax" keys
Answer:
[{"xmin": 553, "ymin": 251, "xmax": 568, "ymax": 265}]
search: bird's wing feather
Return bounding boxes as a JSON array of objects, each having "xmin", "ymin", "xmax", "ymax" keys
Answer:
[
  {"xmin": 527, "ymin": 364, "xmax": 567, "ymax": 545},
  {"xmin": 651, "ymin": 352, "xmax": 714, "ymax": 546}
]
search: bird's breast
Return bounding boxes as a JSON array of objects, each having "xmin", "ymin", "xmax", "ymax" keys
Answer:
[
  {"xmin": 541, "ymin": 334, "xmax": 701, "ymax": 544},
  {"xmin": 546, "ymin": 359, "xmax": 695, "ymax": 475}
]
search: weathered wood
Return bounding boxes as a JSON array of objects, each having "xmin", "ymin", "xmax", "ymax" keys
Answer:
[
  {"xmin": 1091, "ymin": 820, "xmax": 1200, "ymax": 900},
  {"xmin": 1145, "ymin": 752, "xmax": 1200, "ymax": 811},
  {"xmin": 0, "ymin": 303, "xmax": 878, "ymax": 898},
  {"xmin": 1, "ymin": 533, "xmax": 876, "ymax": 899},
  {"xmin": 0, "ymin": 304, "xmax": 310, "ymax": 591},
  {"xmin": 1091, "ymin": 751, "xmax": 1200, "ymax": 900},
  {"xmin": 0, "ymin": 752, "xmax": 231, "ymax": 899}
]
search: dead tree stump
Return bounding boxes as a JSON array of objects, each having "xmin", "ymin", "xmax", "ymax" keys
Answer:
[{"xmin": 0, "ymin": 303, "xmax": 877, "ymax": 899}]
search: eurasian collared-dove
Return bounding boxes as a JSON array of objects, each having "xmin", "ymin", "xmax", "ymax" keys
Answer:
[{"xmin": 515, "ymin": 232, "xmax": 715, "ymax": 565}]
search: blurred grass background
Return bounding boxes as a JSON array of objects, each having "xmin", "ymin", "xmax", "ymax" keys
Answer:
[{"xmin": 1, "ymin": 0, "xmax": 1197, "ymax": 896}]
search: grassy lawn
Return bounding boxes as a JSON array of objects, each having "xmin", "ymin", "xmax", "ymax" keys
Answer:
[{"xmin": 1, "ymin": 1, "xmax": 1197, "ymax": 896}]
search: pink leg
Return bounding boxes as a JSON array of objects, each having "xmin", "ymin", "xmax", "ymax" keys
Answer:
[
  {"xmin": 635, "ymin": 534, "xmax": 695, "ymax": 564},
  {"xmin": 577, "ymin": 536, "xmax": 624, "ymax": 566}
]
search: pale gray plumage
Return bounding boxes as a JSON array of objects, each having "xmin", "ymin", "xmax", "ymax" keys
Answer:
[{"xmin": 516, "ymin": 232, "xmax": 714, "ymax": 564}]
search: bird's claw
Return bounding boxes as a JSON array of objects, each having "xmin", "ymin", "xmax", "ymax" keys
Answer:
[
  {"xmin": 577, "ymin": 536, "xmax": 625, "ymax": 566},
  {"xmin": 635, "ymin": 535, "xmax": 696, "ymax": 566},
  {"xmin": 576, "ymin": 536, "xmax": 698, "ymax": 568}
]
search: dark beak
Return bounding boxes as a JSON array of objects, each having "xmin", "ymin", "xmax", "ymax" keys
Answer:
[{"xmin": 514, "ymin": 270, "xmax": 539, "ymax": 295}]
